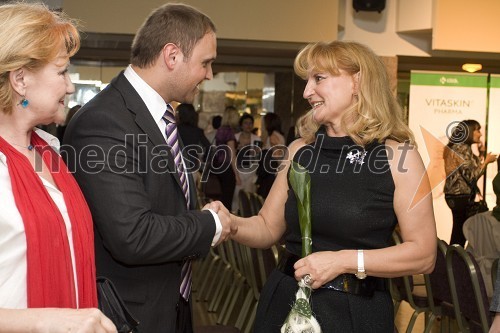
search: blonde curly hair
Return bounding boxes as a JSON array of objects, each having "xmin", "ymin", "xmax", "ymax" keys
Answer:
[{"xmin": 294, "ymin": 40, "xmax": 414, "ymax": 146}]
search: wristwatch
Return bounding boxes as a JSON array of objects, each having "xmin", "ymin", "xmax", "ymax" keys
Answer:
[{"xmin": 355, "ymin": 249, "xmax": 367, "ymax": 279}]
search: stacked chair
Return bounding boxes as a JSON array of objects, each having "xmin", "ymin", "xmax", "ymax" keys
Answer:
[
  {"xmin": 423, "ymin": 239, "xmax": 456, "ymax": 333},
  {"xmin": 192, "ymin": 190, "xmax": 281, "ymax": 333},
  {"xmin": 446, "ymin": 244, "xmax": 492, "ymax": 333},
  {"xmin": 390, "ymin": 232, "xmax": 494, "ymax": 333},
  {"xmin": 390, "ymin": 231, "xmax": 431, "ymax": 333},
  {"xmin": 492, "ymin": 258, "xmax": 498, "ymax": 289}
]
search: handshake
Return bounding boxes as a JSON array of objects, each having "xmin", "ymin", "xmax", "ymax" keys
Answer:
[{"xmin": 203, "ymin": 201, "xmax": 238, "ymax": 245}]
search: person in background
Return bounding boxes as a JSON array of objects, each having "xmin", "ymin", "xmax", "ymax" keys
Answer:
[
  {"xmin": 205, "ymin": 114, "xmax": 222, "ymax": 144},
  {"xmin": 262, "ymin": 112, "xmax": 285, "ymax": 150},
  {"xmin": 63, "ymin": 4, "xmax": 233, "ymax": 333},
  {"xmin": 443, "ymin": 119, "xmax": 497, "ymax": 246},
  {"xmin": 211, "ymin": 40, "xmax": 436, "ymax": 332},
  {"xmin": 463, "ymin": 163, "xmax": 500, "ymax": 297},
  {"xmin": 236, "ymin": 113, "xmax": 261, "ymax": 152},
  {"xmin": 0, "ymin": 3, "xmax": 115, "ymax": 332},
  {"xmin": 176, "ymin": 103, "xmax": 211, "ymax": 178},
  {"xmin": 212, "ymin": 105, "xmax": 241, "ymax": 210},
  {"xmin": 232, "ymin": 113, "xmax": 261, "ymax": 211},
  {"xmin": 57, "ymin": 104, "xmax": 81, "ymax": 142},
  {"xmin": 256, "ymin": 112, "xmax": 286, "ymax": 198},
  {"xmin": 491, "ymin": 264, "xmax": 500, "ymax": 333}
]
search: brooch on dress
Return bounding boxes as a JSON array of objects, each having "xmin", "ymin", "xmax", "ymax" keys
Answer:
[{"xmin": 346, "ymin": 149, "xmax": 367, "ymax": 165}]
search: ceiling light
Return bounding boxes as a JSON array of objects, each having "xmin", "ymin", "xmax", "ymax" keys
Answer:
[{"xmin": 462, "ymin": 63, "xmax": 482, "ymax": 73}]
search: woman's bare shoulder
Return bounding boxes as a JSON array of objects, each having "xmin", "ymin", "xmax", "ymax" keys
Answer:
[{"xmin": 384, "ymin": 139, "xmax": 426, "ymax": 184}]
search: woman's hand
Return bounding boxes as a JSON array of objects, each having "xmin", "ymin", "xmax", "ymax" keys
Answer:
[
  {"xmin": 0, "ymin": 308, "xmax": 118, "ymax": 333},
  {"xmin": 477, "ymin": 141, "xmax": 486, "ymax": 155},
  {"xmin": 485, "ymin": 152, "xmax": 498, "ymax": 165},
  {"xmin": 293, "ymin": 251, "xmax": 345, "ymax": 289},
  {"xmin": 36, "ymin": 308, "xmax": 116, "ymax": 333}
]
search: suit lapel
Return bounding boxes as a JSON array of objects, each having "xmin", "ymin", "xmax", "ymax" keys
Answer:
[{"xmin": 112, "ymin": 72, "xmax": 183, "ymax": 191}]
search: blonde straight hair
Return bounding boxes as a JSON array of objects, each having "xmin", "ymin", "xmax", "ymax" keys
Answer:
[{"xmin": 294, "ymin": 40, "xmax": 414, "ymax": 146}]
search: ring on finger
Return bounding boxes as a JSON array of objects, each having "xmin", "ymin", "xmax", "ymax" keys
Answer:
[{"xmin": 303, "ymin": 274, "xmax": 313, "ymax": 286}]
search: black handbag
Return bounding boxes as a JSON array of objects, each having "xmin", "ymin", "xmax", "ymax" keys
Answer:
[
  {"xmin": 96, "ymin": 276, "xmax": 139, "ymax": 333},
  {"xmin": 466, "ymin": 198, "xmax": 489, "ymax": 218},
  {"xmin": 461, "ymin": 171, "xmax": 489, "ymax": 218}
]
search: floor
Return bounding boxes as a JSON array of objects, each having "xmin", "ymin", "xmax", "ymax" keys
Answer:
[{"xmin": 394, "ymin": 301, "xmax": 438, "ymax": 333}]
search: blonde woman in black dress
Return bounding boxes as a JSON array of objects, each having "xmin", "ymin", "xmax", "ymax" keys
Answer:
[{"xmin": 210, "ymin": 40, "xmax": 437, "ymax": 332}]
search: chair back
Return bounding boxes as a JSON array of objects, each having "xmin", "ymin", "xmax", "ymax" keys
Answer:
[
  {"xmin": 248, "ymin": 192, "xmax": 264, "ymax": 215},
  {"xmin": 389, "ymin": 230, "xmax": 430, "ymax": 332},
  {"xmin": 426, "ymin": 239, "xmax": 453, "ymax": 309},
  {"xmin": 238, "ymin": 190, "xmax": 253, "ymax": 217},
  {"xmin": 446, "ymin": 244, "xmax": 492, "ymax": 333},
  {"xmin": 492, "ymin": 257, "xmax": 499, "ymax": 289},
  {"xmin": 390, "ymin": 231, "xmax": 412, "ymax": 301}
]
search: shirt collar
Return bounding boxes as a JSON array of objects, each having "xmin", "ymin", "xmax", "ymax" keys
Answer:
[{"xmin": 124, "ymin": 65, "xmax": 167, "ymax": 124}]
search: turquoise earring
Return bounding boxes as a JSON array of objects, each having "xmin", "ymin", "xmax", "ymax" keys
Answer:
[{"xmin": 19, "ymin": 96, "xmax": 29, "ymax": 108}]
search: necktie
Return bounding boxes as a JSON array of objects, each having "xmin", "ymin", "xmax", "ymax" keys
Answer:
[{"xmin": 163, "ymin": 105, "xmax": 192, "ymax": 300}]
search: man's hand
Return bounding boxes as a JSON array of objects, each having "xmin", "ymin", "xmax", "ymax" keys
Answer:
[{"xmin": 204, "ymin": 201, "xmax": 237, "ymax": 245}]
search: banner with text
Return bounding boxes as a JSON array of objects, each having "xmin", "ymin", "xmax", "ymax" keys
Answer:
[
  {"xmin": 485, "ymin": 75, "xmax": 500, "ymax": 207},
  {"xmin": 408, "ymin": 71, "xmax": 488, "ymax": 241}
]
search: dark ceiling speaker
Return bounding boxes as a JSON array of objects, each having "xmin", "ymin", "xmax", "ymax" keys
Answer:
[{"xmin": 353, "ymin": 0, "xmax": 386, "ymax": 13}]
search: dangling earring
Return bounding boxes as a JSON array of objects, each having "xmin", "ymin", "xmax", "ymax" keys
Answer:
[{"xmin": 19, "ymin": 96, "xmax": 29, "ymax": 108}]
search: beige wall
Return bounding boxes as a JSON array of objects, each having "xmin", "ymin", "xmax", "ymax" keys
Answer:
[
  {"xmin": 433, "ymin": 0, "xmax": 500, "ymax": 53},
  {"xmin": 339, "ymin": 0, "xmax": 500, "ymax": 57},
  {"xmin": 64, "ymin": 0, "xmax": 338, "ymax": 43},
  {"xmin": 340, "ymin": 0, "xmax": 431, "ymax": 57},
  {"xmin": 397, "ymin": 0, "xmax": 433, "ymax": 32},
  {"xmin": 73, "ymin": 65, "xmax": 124, "ymax": 83},
  {"xmin": 64, "ymin": 0, "xmax": 500, "ymax": 57}
]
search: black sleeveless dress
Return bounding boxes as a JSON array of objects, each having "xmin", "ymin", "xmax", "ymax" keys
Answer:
[{"xmin": 254, "ymin": 127, "xmax": 398, "ymax": 333}]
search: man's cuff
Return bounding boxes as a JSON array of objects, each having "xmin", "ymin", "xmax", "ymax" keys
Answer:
[{"xmin": 207, "ymin": 209, "xmax": 222, "ymax": 246}]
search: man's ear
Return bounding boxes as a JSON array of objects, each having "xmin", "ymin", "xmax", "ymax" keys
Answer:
[
  {"xmin": 162, "ymin": 43, "xmax": 180, "ymax": 70},
  {"xmin": 9, "ymin": 68, "xmax": 26, "ymax": 96}
]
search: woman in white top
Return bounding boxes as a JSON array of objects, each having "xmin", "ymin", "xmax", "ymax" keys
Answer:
[
  {"xmin": 232, "ymin": 113, "xmax": 261, "ymax": 211},
  {"xmin": 0, "ymin": 3, "xmax": 115, "ymax": 332}
]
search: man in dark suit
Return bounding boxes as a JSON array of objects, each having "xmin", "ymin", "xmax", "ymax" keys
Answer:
[{"xmin": 63, "ymin": 4, "xmax": 233, "ymax": 333}]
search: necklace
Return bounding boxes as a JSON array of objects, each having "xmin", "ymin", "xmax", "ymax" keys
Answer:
[
  {"xmin": 0, "ymin": 133, "xmax": 34, "ymax": 151},
  {"xmin": 7, "ymin": 141, "xmax": 34, "ymax": 151}
]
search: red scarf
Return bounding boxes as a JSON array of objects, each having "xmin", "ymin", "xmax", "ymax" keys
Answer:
[{"xmin": 0, "ymin": 132, "xmax": 97, "ymax": 308}]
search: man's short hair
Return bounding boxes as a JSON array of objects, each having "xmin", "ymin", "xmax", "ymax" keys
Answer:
[{"xmin": 131, "ymin": 3, "xmax": 216, "ymax": 68}]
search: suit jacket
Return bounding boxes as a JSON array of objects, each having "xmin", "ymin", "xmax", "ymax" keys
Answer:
[{"xmin": 63, "ymin": 71, "xmax": 215, "ymax": 332}]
